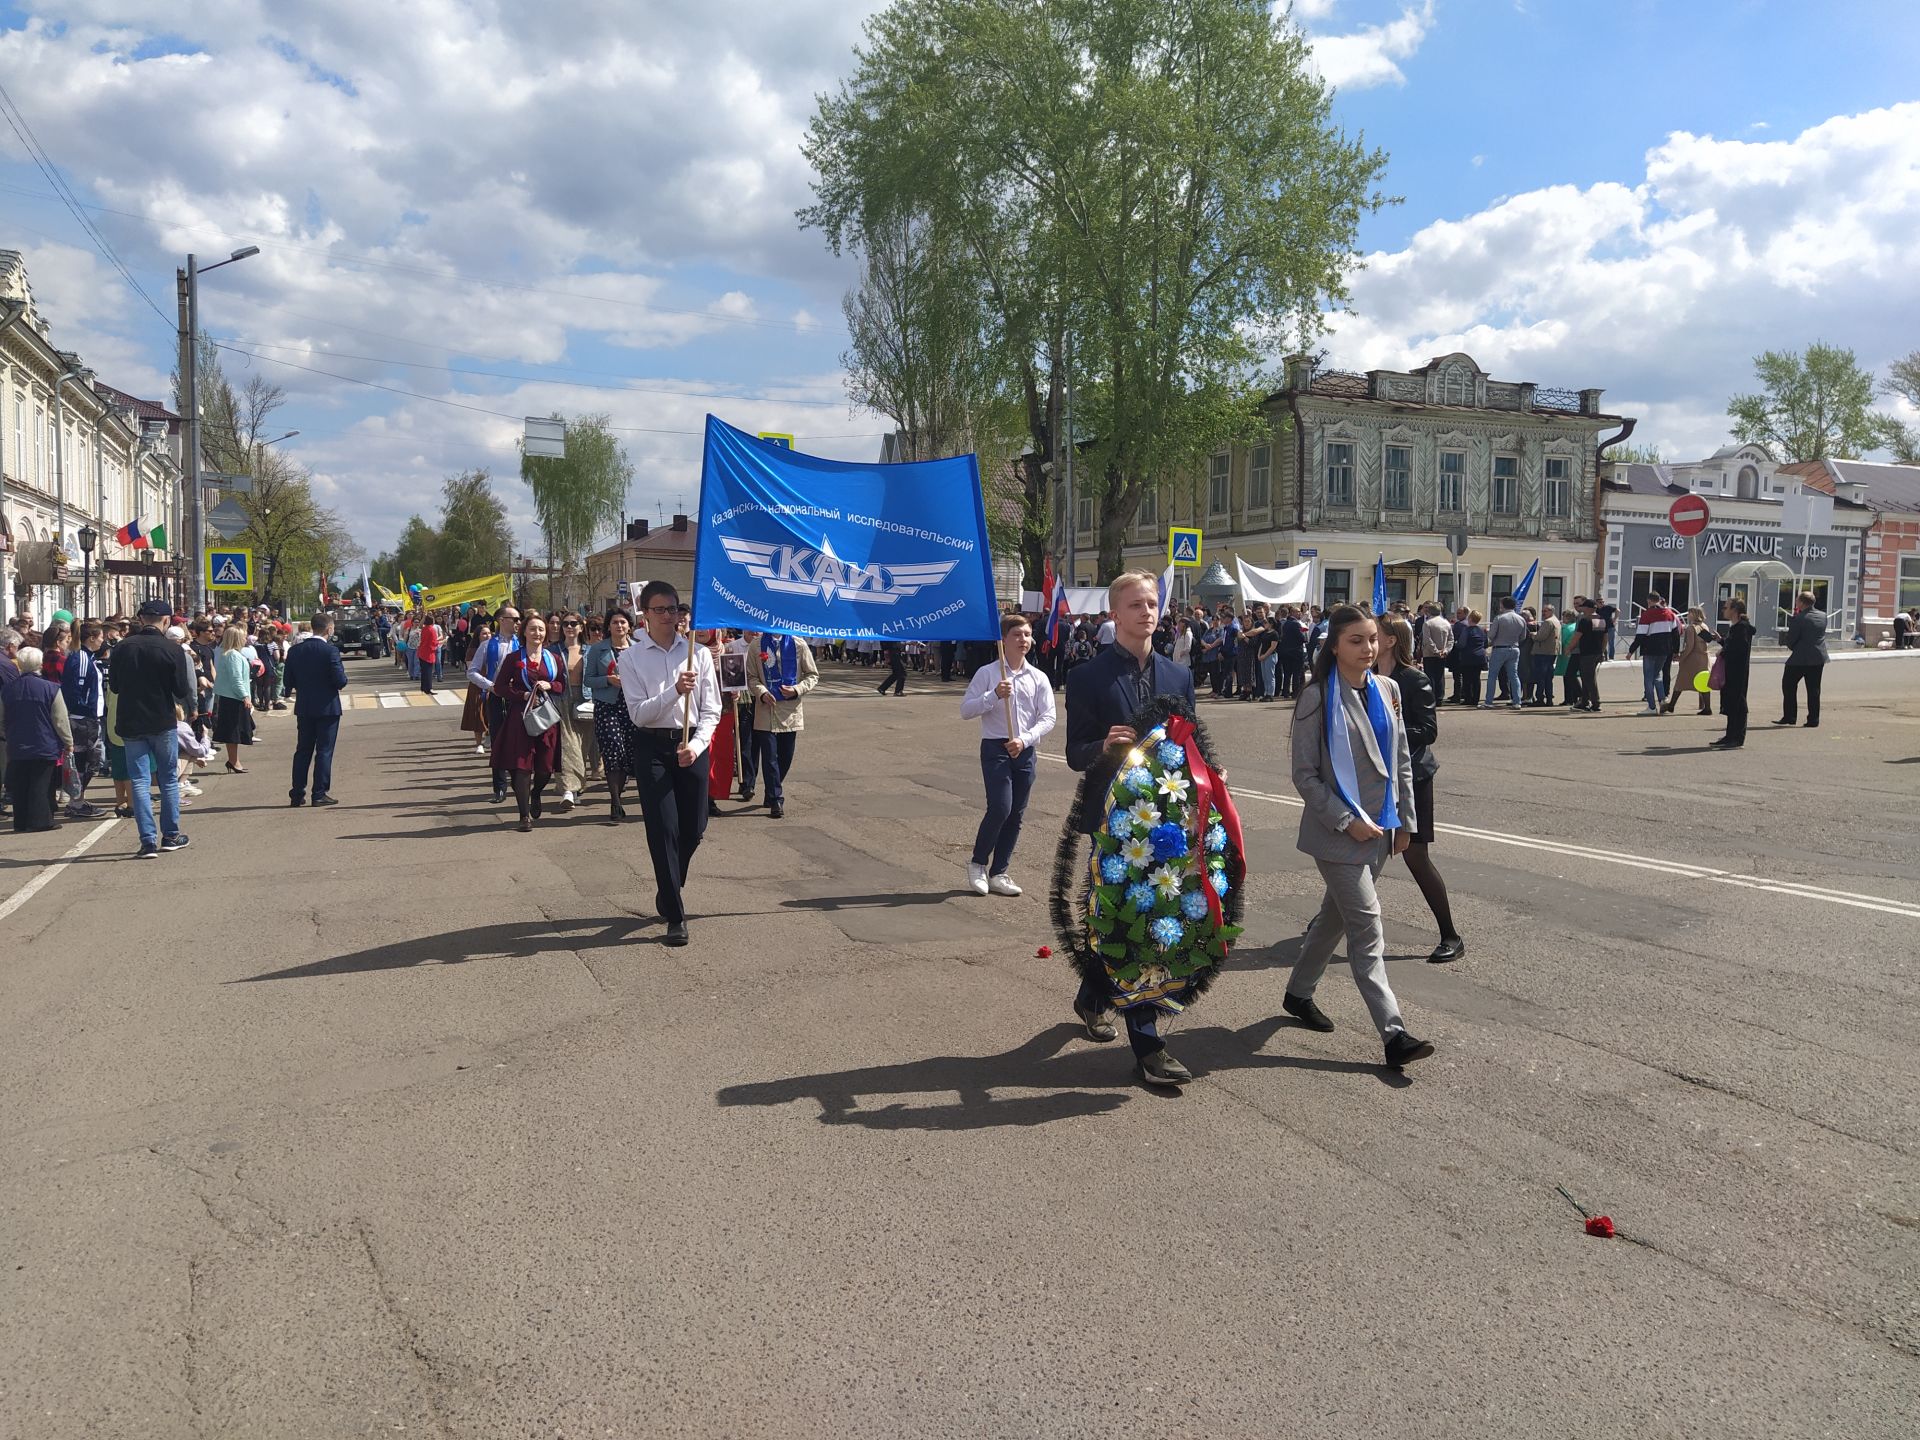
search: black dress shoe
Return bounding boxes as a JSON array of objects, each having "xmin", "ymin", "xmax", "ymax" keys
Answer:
[
  {"xmin": 768, "ymin": 801, "xmax": 784, "ymax": 819},
  {"xmin": 311, "ymin": 794, "xmax": 338, "ymax": 807},
  {"xmin": 1073, "ymin": 1003, "xmax": 1118, "ymax": 1043},
  {"xmin": 1137, "ymin": 1049, "xmax": 1192, "ymax": 1086},
  {"xmin": 707, "ymin": 798, "xmax": 721, "ymax": 818},
  {"xmin": 289, "ymin": 794, "xmax": 306, "ymax": 807},
  {"xmin": 1428, "ymin": 936, "xmax": 1466, "ymax": 964},
  {"xmin": 609, "ymin": 799, "xmax": 626, "ymax": 823},
  {"xmin": 1803, "ymin": 721, "xmax": 1818, "ymax": 728},
  {"xmin": 663, "ymin": 921, "xmax": 690, "ymax": 947},
  {"xmin": 1282, "ymin": 991, "xmax": 1336, "ymax": 1032},
  {"xmin": 1771, "ymin": 718, "xmax": 1795, "ymax": 726},
  {"xmin": 1384, "ymin": 1031, "xmax": 1436, "ymax": 1068},
  {"xmin": 491, "ymin": 788, "xmax": 507, "ymax": 804}
]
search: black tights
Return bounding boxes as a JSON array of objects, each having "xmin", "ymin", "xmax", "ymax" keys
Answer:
[
  {"xmin": 510, "ymin": 770, "xmax": 551, "ymax": 821},
  {"xmin": 1401, "ymin": 843, "xmax": 1458, "ymax": 941},
  {"xmin": 606, "ymin": 762, "xmax": 627, "ymax": 809}
]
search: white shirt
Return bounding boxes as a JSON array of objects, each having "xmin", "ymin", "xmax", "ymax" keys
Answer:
[
  {"xmin": 466, "ymin": 633, "xmax": 522, "ymax": 692},
  {"xmin": 1096, "ymin": 619, "xmax": 1116, "ymax": 646},
  {"xmin": 958, "ymin": 659, "xmax": 1057, "ymax": 750},
  {"xmin": 616, "ymin": 631, "xmax": 722, "ymax": 756}
]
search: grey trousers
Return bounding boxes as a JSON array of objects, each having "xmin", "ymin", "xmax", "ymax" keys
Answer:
[{"xmin": 1286, "ymin": 848, "xmax": 1406, "ymax": 1040}]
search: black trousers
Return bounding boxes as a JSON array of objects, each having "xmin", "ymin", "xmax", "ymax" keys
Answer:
[
  {"xmin": 291, "ymin": 714, "xmax": 339, "ymax": 800},
  {"xmin": 6, "ymin": 755, "xmax": 58, "ymax": 831},
  {"xmin": 1422, "ymin": 655, "xmax": 1448, "ymax": 701},
  {"xmin": 486, "ymin": 695, "xmax": 508, "ymax": 793},
  {"xmin": 1722, "ymin": 683, "xmax": 1749, "ymax": 744},
  {"xmin": 1781, "ymin": 664, "xmax": 1823, "ymax": 724},
  {"xmin": 879, "ymin": 656, "xmax": 907, "ymax": 695},
  {"xmin": 1575, "ymin": 653, "xmax": 1602, "ymax": 708},
  {"xmin": 752, "ymin": 728, "xmax": 798, "ymax": 803},
  {"xmin": 633, "ymin": 732, "xmax": 711, "ymax": 924}
]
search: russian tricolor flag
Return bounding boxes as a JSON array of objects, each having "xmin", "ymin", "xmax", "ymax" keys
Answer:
[{"xmin": 115, "ymin": 518, "xmax": 152, "ymax": 550}]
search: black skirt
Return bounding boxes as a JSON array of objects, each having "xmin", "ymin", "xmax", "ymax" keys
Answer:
[
  {"xmin": 211, "ymin": 694, "xmax": 252, "ymax": 745},
  {"xmin": 1410, "ymin": 773, "xmax": 1436, "ymax": 846}
]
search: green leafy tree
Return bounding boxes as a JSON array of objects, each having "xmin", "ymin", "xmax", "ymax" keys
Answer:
[
  {"xmin": 519, "ymin": 413, "xmax": 632, "ymax": 587},
  {"xmin": 1727, "ymin": 342, "xmax": 1906, "ymax": 461},
  {"xmin": 434, "ymin": 470, "xmax": 514, "ymax": 581},
  {"xmin": 388, "ymin": 515, "xmax": 440, "ymax": 586},
  {"xmin": 1607, "ymin": 442, "xmax": 1667, "ymax": 465},
  {"xmin": 804, "ymin": 0, "xmax": 1387, "ymax": 578},
  {"xmin": 1883, "ymin": 351, "xmax": 1920, "ymax": 464}
]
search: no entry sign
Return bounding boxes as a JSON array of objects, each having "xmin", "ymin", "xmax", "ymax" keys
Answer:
[{"xmin": 1668, "ymin": 494, "xmax": 1711, "ymax": 537}]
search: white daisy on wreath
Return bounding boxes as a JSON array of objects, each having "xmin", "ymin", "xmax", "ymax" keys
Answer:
[{"xmin": 1149, "ymin": 864, "xmax": 1182, "ymax": 901}]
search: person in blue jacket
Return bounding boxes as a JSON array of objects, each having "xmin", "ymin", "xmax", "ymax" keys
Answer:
[{"xmin": 281, "ymin": 613, "xmax": 350, "ymax": 806}]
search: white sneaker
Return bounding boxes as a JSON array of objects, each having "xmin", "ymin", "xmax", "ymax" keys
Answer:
[
  {"xmin": 1638, "ymin": 707, "xmax": 1658, "ymax": 715},
  {"xmin": 987, "ymin": 873, "xmax": 1023, "ymax": 897},
  {"xmin": 474, "ymin": 742, "xmax": 487, "ymax": 755},
  {"xmin": 182, "ymin": 782, "xmax": 204, "ymax": 797},
  {"xmin": 560, "ymin": 790, "xmax": 577, "ymax": 811},
  {"xmin": 966, "ymin": 863, "xmax": 989, "ymax": 896}
]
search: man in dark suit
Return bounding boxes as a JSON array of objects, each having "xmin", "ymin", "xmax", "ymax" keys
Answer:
[
  {"xmin": 1063, "ymin": 570, "xmax": 1200, "ymax": 1086},
  {"xmin": 1775, "ymin": 590, "xmax": 1829, "ymax": 728},
  {"xmin": 282, "ymin": 613, "xmax": 350, "ymax": 806}
]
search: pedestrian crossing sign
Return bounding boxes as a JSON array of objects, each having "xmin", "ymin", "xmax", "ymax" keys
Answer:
[
  {"xmin": 1168, "ymin": 527, "xmax": 1203, "ymax": 569},
  {"xmin": 758, "ymin": 432, "xmax": 795, "ymax": 449},
  {"xmin": 204, "ymin": 546, "xmax": 253, "ymax": 591}
]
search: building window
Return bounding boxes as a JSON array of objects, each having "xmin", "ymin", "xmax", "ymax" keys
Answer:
[
  {"xmin": 1077, "ymin": 496, "xmax": 1094, "ymax": 533},
  {"xmin": 1492, "ymin": 455, "xmax": 1520, "ymax": 514},
  {"xmin": 1900, "ymin": 555, "xmax": 1920, "ymax": 611},
  {"xmin": 1325, "ymin": 442, "xmax": 1354, "ymax": 507},
  {"xmin": 1436, "ymin": 573, "xmax": 1456, "ymax": 615},
  {"xmin": 1248, "ymin": 444, "xmax": 1271, "ymax": 511},
  {"xmin": 35, "ymin": 405, "xmax": 45, "ymax": 484},
  {"xmin": 1491, "ymin": 571, "xmax": 1515, "ymax": 602},
  {"xmin": 11, "ymin": 392, "xmax": 21, "ymax": 474},
  {"xmin": 1207, "ymin": 452, "xmax": 1230, "ymax": 515},
  {"xmin": 1544, "ymin": 455, "xmax": 1571, "ymax": 518},
  {"xmin": 1629, "ymin": 567, "xmax": 1692, "ymax": 613},
  {"xmin": 1323, "ymin": 567, "xmax": 1352, "ymax": 608},
  {"xmin": 1542, "ymin": 577, "xmax": 1566, "ymax": 617},
  {"xmin": 1438, "ymin": 450, "xmax": 1464, "ymax": 511},
  {"xmin": 1138, "ymin": 488, "xmax": 1157, "ymax": 529},
  {"xmin": 1384, "ymin": 446, "xmax": 1411, "ymax": 510}
]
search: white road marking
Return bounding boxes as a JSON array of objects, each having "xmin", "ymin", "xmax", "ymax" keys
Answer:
[
  {"xmin": 376, "ymin": 692, "xmax": 410, "ymax": 709},
  {"xmin": 432, "ymin": 689, "xmax": 463, "ymax": 706},
  {"xmin": 0, "ymin": 818, "xmax": 120, "ymax": 924},
  {"xmin": 1038, "ymin": 755, "xmax": 1920, "ymax": 920}
]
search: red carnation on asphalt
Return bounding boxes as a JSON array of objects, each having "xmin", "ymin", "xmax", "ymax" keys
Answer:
[
  {"xmin": 1036, "ymin": 945, "xmax": 1052, "ymax": 958},
  {"xmin": 1585, "ymin": 1215, "xmax": 1616, "ymax": 1239}
]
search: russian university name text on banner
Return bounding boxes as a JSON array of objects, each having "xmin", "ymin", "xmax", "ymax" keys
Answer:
[{"xmin": 691, "ymin": 416, "xmax": 999, "ymax": 642}]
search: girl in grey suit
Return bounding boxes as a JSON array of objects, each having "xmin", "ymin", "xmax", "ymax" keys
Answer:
[{"xmin": 1280, "ymin": 605, "xmax": 1436, "ymax": 1069}]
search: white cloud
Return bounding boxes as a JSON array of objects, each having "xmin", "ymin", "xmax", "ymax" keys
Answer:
[
  {"xmin": 1303, "ymin": 0, "xmax": 1435, "ymax": 91},
  {"xmin": 1319, "ymin": 103, "xmax": 1920, "ymax": 458}
]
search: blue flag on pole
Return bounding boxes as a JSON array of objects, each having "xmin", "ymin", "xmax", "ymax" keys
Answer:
[
  {"xmin": 1372, "ymin": 553, "xmax": 1388, "ymax": 615},
  {"xmin": 1513, "ymin": 559, "xmax": 1540, "ymax": 606},
  {"xmin": 691, "ymin": 416, "xmax": 999, "ymax": 641}
]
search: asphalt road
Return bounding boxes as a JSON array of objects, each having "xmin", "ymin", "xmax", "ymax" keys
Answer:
[{"xmin": 4, "ymin": 650, "xmax": 1917, "ymax": 1438}]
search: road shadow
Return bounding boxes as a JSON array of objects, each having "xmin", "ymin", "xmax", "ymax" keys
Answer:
[
  {"xmin": 1629, "ymin": 745, "xmax": 1726, "ymax": 756},
  {"xmin": 230, "ymin": 915, "xmax": 655, "ymax": 982},
  {"xmin": 781, "ymin": 890, "xmax": 967, "ymax": 911},
  {"xmin": 1886, "ymin": 757, "xmax": 1920, "ymax": 765},
  {"xmin": 716, "ymin": 1016, "xmax": 1407, "ymax": 1131}
]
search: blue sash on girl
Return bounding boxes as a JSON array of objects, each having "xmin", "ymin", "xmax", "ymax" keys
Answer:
[{"xmin": 1325, "ymin": 673, "xmax": 1400, "ymax": 829}]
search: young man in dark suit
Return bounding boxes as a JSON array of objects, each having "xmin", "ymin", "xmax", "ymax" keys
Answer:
[
  {"xmin": 1062, "ymin": 570, "xmax": 1200, "ymax": 1086},
  {"xmin": 281, "ymin": 613, "xmax": 350, "ymax": 806}
]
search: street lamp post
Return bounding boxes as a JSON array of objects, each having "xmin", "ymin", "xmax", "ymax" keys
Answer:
[
  {"xmin": 77, "ymin": 523, "xmax": 97, "ymax": 621},
  {"xmin": 178, "ymin": 245, "xmax": 260, "ymax": 615}
]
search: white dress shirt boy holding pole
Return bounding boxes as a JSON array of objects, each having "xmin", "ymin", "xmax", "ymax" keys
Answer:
[{"xmin": 958, "ymin": 613, "xmax": 1057, "ymax": 896}]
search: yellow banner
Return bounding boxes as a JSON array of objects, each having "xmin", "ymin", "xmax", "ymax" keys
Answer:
[
  {"xmin": 420, "ymin": 572, "xmax": 512, "ymax": 610},
  {"xmin": 373, "ymin": 581, "xmax": 406, "ymax": 605}
]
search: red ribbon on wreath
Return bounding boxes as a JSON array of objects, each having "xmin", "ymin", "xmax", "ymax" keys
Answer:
[{"xmin": 1165, "ymin": 714, "xmax": 1244, "ymax": 934}]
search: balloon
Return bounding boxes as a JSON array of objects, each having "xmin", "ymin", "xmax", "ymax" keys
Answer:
[{"xmin": 1693, "ymin": 671, "xmax": 1710, "ymax": 693}]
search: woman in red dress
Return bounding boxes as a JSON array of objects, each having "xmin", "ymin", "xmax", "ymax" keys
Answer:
[
  {"xmin": 698, "ymin": 629, "xmax": 737, "ymax": 814},
  {"xmin": 490, "ymin": 612, "xmax": 563, "ymax": 832}
]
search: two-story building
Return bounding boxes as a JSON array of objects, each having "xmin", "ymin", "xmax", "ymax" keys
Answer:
[
  {"xmin": 1778, "ymin": 458, "xmax": 1920, "ymax": 646},
  {"xmin": 1055, "ymin": 352, "xmax": 1629, "ymax": 619},
  {"xmin": 1, "ymin": 249, "xmax": 182, "ymax": 621}
]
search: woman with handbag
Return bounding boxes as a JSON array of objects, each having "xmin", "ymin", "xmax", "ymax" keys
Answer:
[
  {"xmin": 1708, "ymin": 598, "xmax": 1755, "ymax": 750},
  {"xmin": 1664, "ymin": 607, "xmax": 1714, "ymax": 716},
  {"xmin": 491, "ymin": 612, "xmax": 564, "ymax": 831}
]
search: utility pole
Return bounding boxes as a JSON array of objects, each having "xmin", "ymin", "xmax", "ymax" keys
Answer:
[{"xmin": 179, "ymin": 256, "xmax": 203, "ymax": 614}]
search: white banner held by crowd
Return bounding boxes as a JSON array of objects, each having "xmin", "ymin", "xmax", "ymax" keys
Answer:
[{"xmin": 1235, "ymin": 556, "xmax": 1312, "ymax": 606}]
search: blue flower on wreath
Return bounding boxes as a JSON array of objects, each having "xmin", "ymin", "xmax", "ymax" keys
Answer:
[
  {"xmin": 1108, "ymin": 808, "xmax": 1134, "ymax": 837},
  {"xmin": 1155, "ymin": 740, "xmax": 1186, "ymax": 770},
  {"xmin": 1121, "ymin": 765, "xmax": 1154, "ymax": 795},
  {"xmin": 1181, "ymin": 889, "xmax": 1211, "ymax": 921},
  {"xmin": 1126, "ymin": 881, "xmax": 1156, "ymax": 913},
  {"xmin": 1148, "ymin": 822, "xmax": 1189, "ymax": 861},
  {"xmin": 1149, "ymin": 915, "xmax": 1185, "ymax": 950},
  {"xmin": 1210, "ymin": 868, "xmax": 1231, "ymax": 898},
  {"xmin": 1205, "ymin": 822, "xmax": 1228, "ymax": 855},
  {"xmin": 1100, "ymin": 853, "xmax": 1130, "ymax": 884}
]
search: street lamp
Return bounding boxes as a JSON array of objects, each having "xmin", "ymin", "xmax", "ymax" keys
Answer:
[
  {"xmin": 76, "ymin": 523, "xmax": 97, "ymax": 621},
  {"xmin": 179, "ymin": 245, "xmax": 261, "ymax": 614}
]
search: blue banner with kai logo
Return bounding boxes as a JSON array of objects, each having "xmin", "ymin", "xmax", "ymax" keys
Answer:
[{"xmin": 692, "ymin": 416, "xmax": 999, "ymax": 641}]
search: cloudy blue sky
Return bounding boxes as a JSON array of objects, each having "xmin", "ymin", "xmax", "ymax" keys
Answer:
[{"xmin": 3, "ymin": 0, "xmax": 1916, "ymax": 564}]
